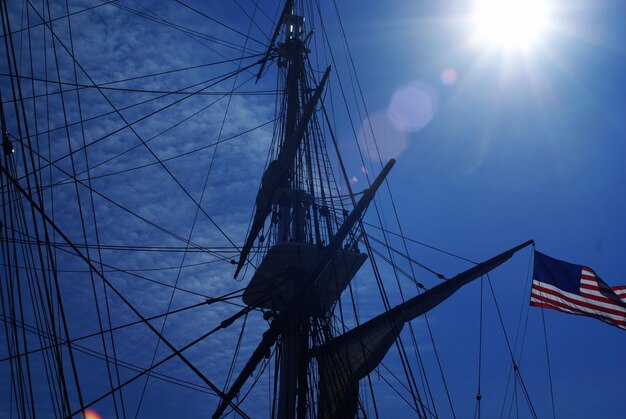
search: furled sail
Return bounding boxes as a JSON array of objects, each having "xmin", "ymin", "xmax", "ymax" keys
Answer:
[
  {"xmin": 234, "ymin": 66, "xmax": 331, "ymax": 278},
  {"xmin": 314, "ymin": 239, "xmax": 534, "ymax": 418}
]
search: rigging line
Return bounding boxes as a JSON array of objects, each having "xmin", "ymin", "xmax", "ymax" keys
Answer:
[
  {"xmin": 371, "ymin": 231, "xmax": 429, "ymax": 415},
  {"xmin": 19, "ymin": 4, "xmax": 258, "ymax": 138},
  {"xmin": 475, "ymin": 277, "xmax": 484, "ymax": 419},
  {"xmin": 70, "ymin": 305, "xmax": 254, "ymax": 418},
  {"xmin": 108, "ymin": 0, "xmax": 260, "ymax": 56},
  {"xmin": 363, "ymin": 221, "xmax": 477, "ymax": 263},
  {"xmin": 353, "ymin": 170, "xmax": 427, "ymax": 411},
  {"xmin": 228, "ymin": 345, "xmax": 275, "ymax": 413},
  {"xmin": 370, "ymin": 208, "xmax": 448, "ymax": 418},
  {"xmin": 34, "ymin": 0, "xmax": 50, "ymax": 205},
  {"xmin": 0, "ymin": 51, "xmax": 265, "ymax": 92},
  {"xmin": 0, "ymin": 0, "xmax": 117, "ymax": 39},
  {"xmin": 366, "ymin": 233, "xmax": 445, "ymax": 281},
  {"xmin": 46, "ymin": 0, "xmax": 122, "ymax": 413},
  {"xmin": 336, "ymin": 4, "xmax": 452, "ymax": 396},
  {"xmin": 323, "ymin": 0, "xmax": 372, "ymax": 185},
  {"xmin": 20, "ymin": 7, "xmax": 49, "ymax": 412},
  {"xmin": 486, "ymin": 274, "xmax": 538, "ymax": 419},
  {"xmin": 245, "ymin": 0, "xmax": 276, "ymax": 26},
  {"xmin": 233, "ymin": 0, "xmax": 271, "ymax": 43},
  {"xmin": 376, "ymin": 358, "xmax": 417, "ymax": 399},
  {"xmin": 356, "ymin": 238, "xmax": 430, "ymax": 417},
  {"xmin": 3, "ymin": 65, "xmax": 254, "ymax": 144},
  {"xmin": 135, "ymin": 4, "xmax": 264, "ymax": 408},
  {"xmin": 132, "ymin": 58, "xmax": 257, "ymax": 419},
  {"xmin": 38, "ymin": 9, "xmax": 71, "ymax": 410},
  {"xmin": 0, "ymin": 234, "xmax": 237, "ymax": 257},
  {"xmin": 22, "ymin": 4, "xmax": 41, "ymax": 214},
  {"xmin": 27, "ymin": 2, "xmax": 250, "ymax": 251},
  {"xmin": 387, "ymin": 210, "xmax": 453, "ymax": 419},
  {"xmin": 0, "ymin": 163, "xmax": 248, "ymax": 418},
  {"xmin": 512, "ymin": 249, "xmax": 535, "ymax": 360},
  {"xmin": 13, "ymin": 67, "xmax": 258, "ymax": 188},
  {"xmin": 33, "ymin": 73, "xmax": 264, "ymax": 191},
  {"xmin": 0, "ymin": 313, "xmax": 221, "ymax": 397},
  {"xmin": 7, "ymin": 140, "xmax": 237, "ymax": 266},
  {"xmin": 1, "ymin": 234, "xmax": 28, "ymax": 417},
  {"xmin": 59, "ymin": 116, "xmax": 278, "ymax": 184},
  {"xmin": 174, "ymin": 0, "xmax": 267, "ymax": 49},
  {"xmin": 0, "ymin": 246, "xmax": 234, "ymax": 276},
  {"xmin": 4, "ymin": 157, "xmax": 65, "ymax": 416},
  {"xmin": 0, "ymin": 297, "xmax": 225, "ymax": 362},
  {"xmin": 0, "ymin": 253, "xmax": 229, "ymax": 276},
  {"xmin": 270, "ymin": 336, "xmax": 280, "ymax": 419},
  {"xmin": 87, "ymin": 52, "xmax": 264, "ymax": 85},
  {"xmin": 368, "ymin": 245, "xmax": 424, "ymax": 288},
  {"xmin": 2, "ymin": 1, "xmax": 86, "ymax": 413},
  {"xmin": 500, "ymin": 247, "xmax": 535, "ymax": 417},
  {"xmin": 314, "ymin": 16, "xmax": 426, "ymax": 412},
  {"xmin": 5, "ymin": 111, "xmax": 237, "ymax": 266},
  {"xmin": 377, "ymin": 368, "xmax": 424, "ymax": 416},
  {"xmin": 2, "ymin": 157, "xmax": 37, "ymax": 418},
  {"xmin": 223, "ymin": 311, "xmax": 248, "ymax": 392},
  {"xmin": 45, "ymin": 242, "xmax": 244, "ymax": 304},
  {"xmin": 367, "ymin": 210, "xmax": 483, "ymax": 413},
  {"xmin": 199, "ymin": 2, "xmax": 260, "ymax": 397},
  {"xmin": 61, "ymin": 1, "xmax": 127, "ymax": 413},
  {"xmin": 0, "ymin": 234, "xmax": 244, "ymax": 257},
  {"xmin": 0, "ymin": 202, "xmax": 27, "ymax": 417},
  {"xmin": 0, "ymin": 261, "xmax": 247, "ymax": 310},
  {"xmin": 5, "ymin": 174, "xmax": 67, "ymax": 417},
  {"xmin": 0, "ymin": 77, "xmax": 281, "ymax": 100},
  {"xmin": 320, "ymin": 94, "xmax": 382, "ymax": 418},
  {"xmin": 11, "ymin": 159, "xmax": 64, "ymax": 418},
  {"xmin": 540, "ymin": 306, "xmax": 556, "ymax": 419}
]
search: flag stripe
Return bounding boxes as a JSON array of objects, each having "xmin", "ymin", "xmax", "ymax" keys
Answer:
[
  {"xmin": 532, "ymin": 282, "xmax": 626, "ymax": 315},
  {"xmin": 579, "ymin": 286, "xmax": 626, "ymax": 305},
  {"xmin": 530, "ymin": 299, "xmax": 626, "ymax": 329},
  {"xmin": 530, "ymin": 292, "xmax": 626, "ymax": 328},
  {"xmin": 531, "ymin": 290, "xmax": 626, "ymax": 328},
  {"xmin": 531, "ymin": 281, "xmax": 626, "ymax": 320},
  {"xmin": 529, "ymin": 297, "xmax": 623, "ymax": 321}
]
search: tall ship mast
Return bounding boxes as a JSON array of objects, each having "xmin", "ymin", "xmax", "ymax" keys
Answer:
[{"xmin": 213, "ymin": 2, "xmax": 531, "ymax": 418}]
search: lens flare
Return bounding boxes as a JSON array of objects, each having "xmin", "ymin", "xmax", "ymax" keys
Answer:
[
  {"xmin": 440, "ymin": 68, "xmax": 458, "ymax": 85},
  {"xmin": 358, "ymin": 113, "xmax": 408, "ymax": 161},
  {"xmin": 83, "ymin": 409, "xmax": 102, "ymax": 419},
  {"xmin": 387, "ymin": 81, "xmax": 437, "ymax": 133}
]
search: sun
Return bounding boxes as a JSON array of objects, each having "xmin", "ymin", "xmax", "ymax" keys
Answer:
[{"xmin": 472, "ymin": 0, "xmax": 550, "ymax": 50}]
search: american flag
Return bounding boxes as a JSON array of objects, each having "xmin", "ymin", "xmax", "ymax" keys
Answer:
[{"xmin": 530, "ymin": 251, "xmax": 626, "ymax": 330}]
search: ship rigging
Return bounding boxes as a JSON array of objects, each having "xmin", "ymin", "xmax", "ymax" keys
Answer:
[{"xmin": 2, "ymin": 1, "xmax": 624, "ymax": 418}]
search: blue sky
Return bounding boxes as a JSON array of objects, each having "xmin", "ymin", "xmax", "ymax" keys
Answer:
[
  {"xmin": 344, "ymin": 0, "xmax": 626, "ymax": 417},
  {"xmin": 1, "ymin": 0, "xmax": 625, "ymax": 418}
]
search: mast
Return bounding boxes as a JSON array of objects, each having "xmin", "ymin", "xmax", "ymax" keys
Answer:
[
  {"xmin": 214, "ymin": 4, "xmax": 395, "ymax": 415},
  {"xmin": 277, "ymin": 9, "xmax": 305, "ymax": 419}
]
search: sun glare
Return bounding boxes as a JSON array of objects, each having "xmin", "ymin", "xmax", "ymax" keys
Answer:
[
  {"xmin": 83, "ymin": 409, "xmax": 102, "ymax": 419},
  {"xmin": 473, "ymin": 0, "xmax": 549, "ymax": 49}
]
